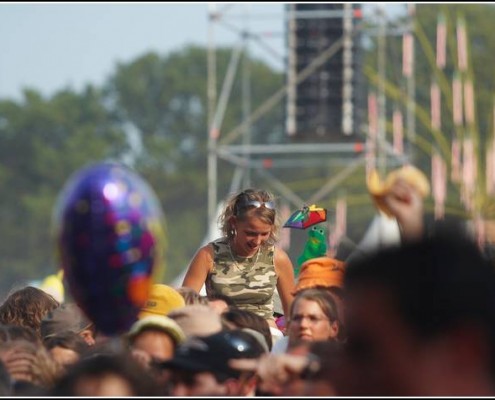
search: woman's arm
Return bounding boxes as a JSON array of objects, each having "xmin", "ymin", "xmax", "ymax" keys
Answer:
[
  {"xmin": 274, "ymin": 247, "xmax": 296, "ymax": 316},
  {"xmin": 181, "ymin": 244, "xmax": 214, "ymax": 292}
]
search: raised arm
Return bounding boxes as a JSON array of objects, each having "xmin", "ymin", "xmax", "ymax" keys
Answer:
[
  {"xmin": 182, "ymin": 244, "xmax": 214, "ymax": 293},
  {"xmin": 274, "ymin": 247, "xmax": 296, "ymax": 316},
  {"xmin": 382, "ymin": 178, "xmax": 425, "ymax": 242}
]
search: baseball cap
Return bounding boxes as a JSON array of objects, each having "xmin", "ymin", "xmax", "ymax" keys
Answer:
[
  {"xmin": 158, "ymin": 330, "xmax": 265, "ymax": 381},
  {"xmin": 41, "ymin": 303, "xmax": 93, "ymax": 339},
  {"xmin": 139, "ymin": 284, "xmax": 185, "ymax": 319},
  {"xmin": 240, "ymin": 328, "xmax": 269, "ymax": 353},
  {"xmin": 127, "ymin": 315, "xmax": 186, "ymax": 346}
]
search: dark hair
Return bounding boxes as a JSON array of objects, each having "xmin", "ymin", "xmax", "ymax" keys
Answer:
[
  {"xmin": 50, "ymin": 353, "xmax": 160, "ymax": 396},
  {"xmin": 0, "ymin": 286, "xmax": 59, "ymax": 337},
  {"xmin": 221, "ymin": 309, "xmax": 272, "ymax": 350},
  {"xmin": 304, "ymin": 340, "xmax": 344, "ymax": 380},
  {"xmin": 43, "ymin": 331, "xmax": 89, "ymax": 356},
  {"xmin": 345, "ymin": 233, "xmax": 495, "ymax": 376},
  {"xmin": 176, "ymin": 287, "xmax": 208, "ymax": 305},
  {"xmin": 0, "ymin": 324, "xmax": 41, "ymax": 345}
]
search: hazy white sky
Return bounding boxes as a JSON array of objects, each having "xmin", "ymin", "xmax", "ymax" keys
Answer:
[
  {"xmin": 0, "ymin": 2, "xmax": 406, "ymax": 101},
  {"xmin": 0, "ymin": 2, "xmax": 287, "ymax": 100}
]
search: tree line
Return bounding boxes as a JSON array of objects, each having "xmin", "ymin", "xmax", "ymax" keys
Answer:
[{"xmin": 1, "ymin": 4, "xmax": 494, "ymax": 298}]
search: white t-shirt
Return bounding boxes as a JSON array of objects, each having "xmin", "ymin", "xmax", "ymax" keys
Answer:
[{"xmin": 270, "ymin": 334, "xmax": 289, "ymax": 354}]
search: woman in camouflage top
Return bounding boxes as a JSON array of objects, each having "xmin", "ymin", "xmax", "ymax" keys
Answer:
[{"xmin": 182, "ymin": 189, "xmax": 295, "ymax": 328}]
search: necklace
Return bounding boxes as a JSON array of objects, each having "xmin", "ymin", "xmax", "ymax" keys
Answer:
[{"xmin": 228, "ymin": 243, "xmax": 260, "ymax": 270}]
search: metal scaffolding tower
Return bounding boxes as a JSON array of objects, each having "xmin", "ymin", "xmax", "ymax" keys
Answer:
[{"xmin": 206, "ymin": 4, "xmax": 414, "ymax": 245}]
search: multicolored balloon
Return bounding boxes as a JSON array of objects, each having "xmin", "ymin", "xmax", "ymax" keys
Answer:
[{"xmin": 53, "ymin": 162, "xmax": 167, "ymax": 335}]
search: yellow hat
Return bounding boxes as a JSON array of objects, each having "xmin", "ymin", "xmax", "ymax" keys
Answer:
[
  {"xmin": 39, "ymin": 270, "xmax": 65, "ymax": 303},
  {"xmin": 294, "ymin": 257, "xmax": 346, "ymax": 294},
  {"xmin": 138, "ymin": 284, "xmax": 185, "ymax": 319},
  {"xmin": 128, "ymin": 315, "xmax": 186, "ymax": 345}
]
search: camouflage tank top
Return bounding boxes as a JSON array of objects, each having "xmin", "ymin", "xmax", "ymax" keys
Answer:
[{"xmin": 206, "ymin": 238, "xmax": 277, "ymax": 320}]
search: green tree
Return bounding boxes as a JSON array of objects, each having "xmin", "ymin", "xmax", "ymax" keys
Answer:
[
  {"xmin": 0, "ymin": 86, "xmax": 129, "ymax": 295},
  {"xmin": 105, "ymin": 45, "xmax": 284, "ymax": 280},
  {"xmin": 364, "ymin": 4, "xmax": 495, "ymax": 222}
]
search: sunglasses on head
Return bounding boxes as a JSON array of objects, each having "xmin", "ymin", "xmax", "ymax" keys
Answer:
[{"xmin": 235, "ymin": 198, "xmax": 275, "ymax": 215}]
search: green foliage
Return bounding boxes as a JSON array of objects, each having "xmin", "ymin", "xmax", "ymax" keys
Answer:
[
  {"xmin": 0, "ymin": 86, "xmax": 129, "ymax": 295},
  {"xmin": 364, "ymin": 4, "xmax": 495, "ymax": 220},
  {"xmin": 0, "ymin": 44, "xmax": 285, "ymax": 293},
  {"xmin": 2, "ymin": 5, "xmax": 495, "ymax": 296},
  {"xmin": 105, "ymin": 45, "xmax": 284, "ymax": 279}
]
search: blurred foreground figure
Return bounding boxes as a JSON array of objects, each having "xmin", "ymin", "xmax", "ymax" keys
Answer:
[
  {"xmin": 159, "ymin": 330, "xmax": 265, "ymax": 396},
  {"xmin": 229, "ymin": 340, "xmax": 343, "ymax": 396},
  {"xmin": 50, "ymin": 353, "xmax": 159, "ymax": 396},
  {"xmin": 341, "ymin": 233, "xmax": 495, "ymax": 396}
]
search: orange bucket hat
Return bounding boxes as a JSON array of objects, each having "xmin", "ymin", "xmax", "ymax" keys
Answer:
[{"xmin": 294, "ymin": 256, "xmax": 346, "ymax": 294}]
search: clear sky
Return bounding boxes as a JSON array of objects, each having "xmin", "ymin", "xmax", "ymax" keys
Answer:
[
  {"xmin": 0, "ymin": 2, "xmax": 406, "ymax": 101},
  {"xmin": 0, "ymin": 2, "xmax": 288, "ymax": 100}
]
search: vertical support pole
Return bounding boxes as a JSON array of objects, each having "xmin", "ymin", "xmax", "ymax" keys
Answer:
[{"xmin": 207, "ymin": 4, "xmax": 218, "ymax": 230}]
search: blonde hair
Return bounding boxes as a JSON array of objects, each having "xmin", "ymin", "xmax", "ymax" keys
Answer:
[{"xmin": 218, "ymin": 188, "xmax": 280, "ymax": 245}]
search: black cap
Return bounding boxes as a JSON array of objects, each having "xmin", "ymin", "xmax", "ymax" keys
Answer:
[{"xmin": 158, "ymin": 330, "xmax": 265, "ymax": 381}]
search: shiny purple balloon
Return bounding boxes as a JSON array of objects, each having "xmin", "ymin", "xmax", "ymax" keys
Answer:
[{"xmin": 54, "ymin": 162, "xmax": 166, "ymax": 335}]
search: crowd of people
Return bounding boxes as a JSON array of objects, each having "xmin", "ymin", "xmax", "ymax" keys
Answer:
[{"xmin": 1, "ymin": 169, "xmax": 494, "ymax": 396}]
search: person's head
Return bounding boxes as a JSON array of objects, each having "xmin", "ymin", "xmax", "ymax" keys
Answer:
[
  {"xmin": 127, "ymin": 315, "xmax": 186, "ymax": 365},
  {"xmin": 41, "ymin": 303, "xmax": 95, "ymax": 346},
  {"xmin": 167, "ymin": 304, "xmax": 223, "ymax": 338},
  {"xmin": 207, "ymin": 293, "xmax": 236, "ymax": 315},
  {"xmin": 268, "ymin": 339, "xmax": 344, "ymax": 397},
  {"xmin": 43, "ymin": 331, "xmax": 90, "ymax": 367},
  {"xmin": 0, "ymin": 286, "xmax": 60, "ymax": 338},
  {"xmin": 139, "ymin": 284, "xmax": 185, "ymax": 319},
  {"xmin": 176, "ymin": 286, "xmax": 209, "ymax": 306},
  {"xmin": 0, "ymin": 339, "xmax": 63, "ymax": 393},
  {"xmin": 298, "ymin": 340, "xmax": 344, "ymax": 396},
  {"xmin": 341, "ymin": 233, "xmax": 495, "ymax": 396},
  {"xmin": 221, "ymin": 308, "xmax": 272, "ymax": 350},
  {"xmin": 159, "ymin": 329, "xmax": 265, "ymax": 396},
  {"xmin": 287, "ymin": 288, "xmax": 340, "ymax": 347},
  {"xmin": 294, "ymin": 256, "xmax": 347, "ymax": 327},
  {"xmin": 1, "ymin": 324, "xmax": 41, "ymax": 345},
  {"xmin": 219, "ymin": 189, "xmax": 279, "ymax": 254},
  {"xmin": 50, "ymin": 353, "xmax": 160, "ymax": 396}
]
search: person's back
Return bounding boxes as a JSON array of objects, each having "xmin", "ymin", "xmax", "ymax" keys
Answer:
[{"xmin": 340, "ymin": 233, "xmax": 495, "ymax": 396}]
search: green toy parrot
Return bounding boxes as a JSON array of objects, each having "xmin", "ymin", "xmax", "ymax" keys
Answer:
[{"xmin": 295, "ymin": 224, "xmax": 328, "ymax": 278}]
